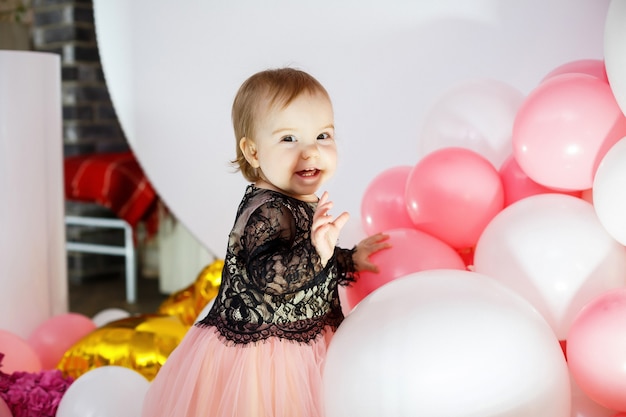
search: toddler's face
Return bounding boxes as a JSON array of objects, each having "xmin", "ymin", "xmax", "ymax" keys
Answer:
[{"xmin": 243, "ymin": 92, "xmax": 337, "ymax": 202}]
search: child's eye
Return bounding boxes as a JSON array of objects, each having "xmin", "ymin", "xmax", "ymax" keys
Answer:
[
  {"xmin": 281, "ymin": 135, "xmax": 296, "ymax": 142},
  {"xmin": 317, "ymin": 132, "xmax": 331, "ymax": 140}
]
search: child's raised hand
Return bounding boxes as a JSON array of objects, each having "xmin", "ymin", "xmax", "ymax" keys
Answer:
[
  {"xmin": 312, "ymin": 191, "xmax": 350, "ymax": 266},
  {"xmin": 353, "ymin": 233, "xmax": 391, "ymax": 272}
]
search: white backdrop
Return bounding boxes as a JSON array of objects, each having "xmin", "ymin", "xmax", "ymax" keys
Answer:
[
  {"xmin": 0, "ymin": 51, "xmax": 67, "ymax": 338},
  {"xmin": 93, "ymin": 0, "xmax": 610, "ymax": 257}
]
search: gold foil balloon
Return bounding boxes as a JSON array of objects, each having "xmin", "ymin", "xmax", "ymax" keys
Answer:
[
  {"xmin": 57, "ymin": 314, "xmax": 187, "ymax": 381},
  {"xmin": 157, "ymin": 259, "xmax": 223, "ymax": 326}
]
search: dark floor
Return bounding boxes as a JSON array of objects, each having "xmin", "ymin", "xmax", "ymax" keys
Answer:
[{"xmin": 68, "ymin": 273, "xmax": 170, "ymax": 317}]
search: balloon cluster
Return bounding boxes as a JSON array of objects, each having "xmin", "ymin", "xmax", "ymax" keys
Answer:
[
  {"xmin": 0, "ymin": 259, "xmax": 224, "ymax": 417},
  {"xmin": 333, "ymin": 21, "xmax": 626, "ymax": 415}
]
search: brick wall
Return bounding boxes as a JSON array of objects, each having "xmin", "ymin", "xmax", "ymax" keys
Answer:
[
  {"xmin": 31, "ymin": 0, "xmax": 127, "ymax": 156},
  {"xmin": 30, "ymin": 0, "xmax": 129, "ymax": 281}
]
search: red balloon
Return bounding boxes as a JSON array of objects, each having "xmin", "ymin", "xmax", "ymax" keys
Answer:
[
  {"xmin": 568, "ymin": 288, "xmax": 626, "ymax": 412},
  {"xmin": 360, "ymin": 165, "xmax": 414, "ymax": 235},
  {"xmin": 27, "ymin": 313, "xmax": 96, "ymax": 369},
  {"xmin": 345, "ymin": 228, "xmax": 465, "ymax": 309},
  {"xmin": 542, "ymin": 59, "xmax": 608, "ymax": 83},
  {"xmin": 405, "ymin": 147, "xmax": 504, "ymax": 249},
  {"xmin": 499, "ymin": 154, "xmax": 581, "ymax": 207}
]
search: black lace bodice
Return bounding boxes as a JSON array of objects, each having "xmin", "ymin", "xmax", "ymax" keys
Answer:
[{"xmin": 197, "ymin": 185, "xmax": 357, "ymax": 345}]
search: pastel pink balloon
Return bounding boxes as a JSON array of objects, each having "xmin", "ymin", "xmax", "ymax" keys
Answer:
[
  {"xmin": 360, "ymin": 165, "xmax": 414, "ymax": 235},
  {"xmin": 345, "ymin": 228, "xmax": 465, "ymax": 309},
  {"xmin": 568, "ymin": 288, "xmax": 626, "ymax": 412},
  {"xmin": 513, "ymin": 73, "xmax": 626, "ymax": 191},
  {"xmin": 0, "ymin": 329, "xmax": 41, "ymax": 373},
  {"xmin": 542, "ymin": 59, "xmax": 608, "ymax": 83},
  {"xmin": 570, "ymin": 370, "xmax": 617, "ymax": 417},
  {"xmin": 27, "ymin": 313, "xmax": 96, "ymax": 369},
  {"xmin": 405, "ymin": 147, "xmax": 504, "ymax": 249},
  {"xmin": 0, "ymin": 397, "xmax": 12, "ymax": 417},
  {"xmin": 499, "ymin": 154, "xmax": 581, "ymax": 207}
]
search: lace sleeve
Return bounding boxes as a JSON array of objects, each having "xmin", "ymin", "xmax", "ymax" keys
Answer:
[
  {"xmin": 241, "ymin": 199, "xmax": 327, "ymax": 295},
  {"xmin": 334, "ymin": 246, "xmax": 358, "ymax": 286}
]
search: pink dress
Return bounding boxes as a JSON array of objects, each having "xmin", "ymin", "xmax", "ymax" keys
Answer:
[{"xmin": 141, "ymin": 185, "xmax": 356, "ymax": 417}]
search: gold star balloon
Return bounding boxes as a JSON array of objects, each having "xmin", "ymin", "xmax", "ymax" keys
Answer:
[
  {"xmin": 57, "ymin": 314, "xmax": 188, "ymax": 381},
  {"xmin": 157, "ymin": 259, "xmax": 223, "ymax": 326}
]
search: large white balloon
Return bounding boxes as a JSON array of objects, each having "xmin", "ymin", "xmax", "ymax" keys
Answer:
[
  {"xmin": 474, "ymin": 194, "xmax": 626, "ymax": 340},
  {"xmin": 417, "ymin": 79, "xmax": 524, "ymax": 169},
  {"xmin": 604, "ymin": 0, "xmax": 626, "ymax": 117},
  {"xmin": 323, "ymin": 270, "xmax": 570, "ymax": 417},
  {"xmin": 56, "ymin": 366, "xmax": 149, "ymax": 417},
  {"xmin": 593, "ymin": 136, "xmax": 626, "ymax": 245}
]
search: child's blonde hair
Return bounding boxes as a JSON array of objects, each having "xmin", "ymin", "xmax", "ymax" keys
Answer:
[{"xmin": 231, "ymin": 68, "xmax": 331, "ymax": 182}]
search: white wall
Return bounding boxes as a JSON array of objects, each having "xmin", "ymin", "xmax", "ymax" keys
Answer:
[{"xmin": 93, "ymin": 0, "xmax": 611, "ymax": 257}]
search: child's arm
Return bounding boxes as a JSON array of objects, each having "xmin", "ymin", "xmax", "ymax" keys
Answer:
[{"xmin": 243, "ymin": 199, "xmax": 330, "ymax": 294}]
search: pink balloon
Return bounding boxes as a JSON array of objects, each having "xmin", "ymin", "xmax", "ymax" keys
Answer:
[
  {"xmin": 570, "ymin": 370, "xmax": 617, "ymax": 417},
  {"xmin": 543, "ymin": 59, "xmax": 609, "ymax": 83},
  {"xmin": 499, "ymin": 154, "xmax": 581, "ymax": 207},
  {"xmin": 0, "ymin": 397, "xmax": 12, "ymax": 417},
  {"xmin": 568, "ymin": 288, "xmax": 626, "ymax": 412},
  {"xmin": 405, "ymin": 147, "xmax": 504, "ymax": 249},
  {"xmin": 27, "ymin": 313, "xmax": 96, "ymax": 369},
  {"xmin": 0, "ymin": 329, "xmax": 41, "ymax": 373},
  {"xmin": 513, "ymin": 73, "xmax": 626, "ymax": 191},
  {"xmin": 345, "ymin": 228, "xmax": 465, "ymax": 309},
  {"xmin": 360, "ymin": 165, "xmax": 414, "ymax": 235}
]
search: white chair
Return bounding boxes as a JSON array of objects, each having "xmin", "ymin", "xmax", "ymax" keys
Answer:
[{"xmin": 65, "ymin": 215, "xmax": 137, "ymax": 303}]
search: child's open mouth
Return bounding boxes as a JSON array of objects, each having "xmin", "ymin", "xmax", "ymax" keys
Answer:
[{"xmin": 298, "ymin": 168, "xmax": 320, "ymax": 177}]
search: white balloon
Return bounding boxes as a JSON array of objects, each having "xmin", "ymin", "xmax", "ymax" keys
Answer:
[
  {"xmin": 324, "ymin": 270, "xmax": 570, "ymax": 417},
  {"xmin": 92, "ymin": 308, "xmax": 131, "ymax": 327},
  {"xmin": 417, "ymin": 79, "xmax": 525, "ymax": 169},
  {"xmin": 593, "ymin": 136, "xmax": 626, "ymax": 245},
  {"xmin": 474, "ymin": 194, "xmax": 626, "ymax": 340},
  {"xmin": 604, "ymin": 0, "xmax": 626, "ymax": 117},
  {"xmin": 56, "ymin": 366, "xmax": 149, "ymax": 417}
]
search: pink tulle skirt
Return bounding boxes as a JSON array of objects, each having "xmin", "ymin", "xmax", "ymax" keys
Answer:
[{"xmin": 141, "ymin": 325, "xmax": 335, "ymax": 417}]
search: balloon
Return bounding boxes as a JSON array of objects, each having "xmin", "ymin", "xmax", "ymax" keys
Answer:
[
  {"xmin": 604, "ymin": 0, "xmax": 626, "ymax": 118},
  {"xmin": 474, "ymin": 194, "xmax": 626, "ymax": 340},
  {"xmin": 57, "ymin": 314, "xmax": 187, "ymax": 381},
  {"xmin": 157, "ymin": 259, "xmax": 223, "ymax": 326},
  {"xmin": 92, "ymin": 308, "xmax": 131, "ymax": 327},
  {"xmin": 0, "ymin": 397, "xmax": 10, "ymax": 417},
  {"xmin": 345, "ymin": 228, "xmax": 465, "ymax": 309},
  {"xmin": 194, "ymin": 297, "xmax": 216, "ymax": 323},
  {"xmin": 512, "ymin": 73, "xmax": 626, "ymax": 191},
  {"xmin": 570, "ymin": 371, "xmax": 616, "ymax": 417},
  {"xmin": 499, "ymin": 154, "xmax": 581, "ymax": 207},
  {"xmin": 567, "ymin": 288, "xmax": 626, "ymax": 412},
  {"xmin": 542, "ymin": 59, "xmax": 608, "ymax": 83},
  {"xmin": 417, "ymin": 78, "xmax": 524, "ymax": 169},
  {"xmin": 0, "ymin": 329, "xmax": 41, "ymax": 373},
  {"xmin": 27, "ymin": 313, "xmax": 96, "ymax": 370},
  {"xmin": 55, "ymin": 366, "xmax": 149, "ymax": 417},
  {"xmin": 593, "ymin": 137, "xmax": 626, "ymax": 245},
  {"xmin": 405, "ymin": 147, "xmax": 504, "ymax": 249},
  {"xmin": 360, "ymin": 165, "xmax": 414, "ymax": 235},
  {"xmin": 324, "ymin": 270, "xmax": 570, "ymax": 417}
]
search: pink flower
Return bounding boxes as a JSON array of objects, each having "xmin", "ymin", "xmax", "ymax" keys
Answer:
[{"xmin": 0, "ymin": 352, "xmax": 74, "ymax": 417}]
